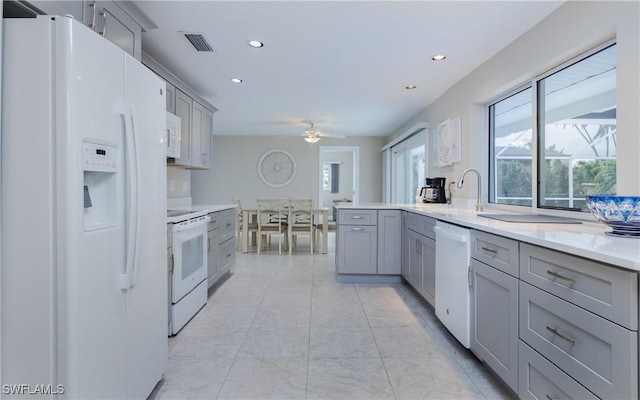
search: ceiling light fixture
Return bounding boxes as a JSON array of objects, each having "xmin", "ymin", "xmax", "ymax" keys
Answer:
[
  {"xmin": 304, "ymin": 136, "xmax": 320, "ymax": 144},
  {"xmin": 405, "ymin": 84, "xmax": 417, "ymax": 89},
  {"xmin": 303, "ymin": 123, "xmax": 321, "ymax": 144},
  {"xmin": 248, "ymin": 40, "xmax": 264, "ymax": 48},
  {"xmin": 230, "ymin": 78, "xmax": 243, "ymax": 83},
  {"xmin": 432, "ymin": 54, "xmax": 447, "ymax": 61}
]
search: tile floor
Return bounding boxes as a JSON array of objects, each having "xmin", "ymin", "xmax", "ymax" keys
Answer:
[{"xmin": 150, "ymin": 236, "xmax": 514, "ymax": 400}]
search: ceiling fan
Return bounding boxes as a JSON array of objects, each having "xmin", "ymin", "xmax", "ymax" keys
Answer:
[{"xmin": 301, "ymin": 123, "xmax": 345, "ymax": 143}]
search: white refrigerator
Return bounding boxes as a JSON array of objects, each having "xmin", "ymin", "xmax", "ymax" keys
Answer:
[{"xmin": 1, "ymin": 16, "xmax": 167, "ymax": 399}]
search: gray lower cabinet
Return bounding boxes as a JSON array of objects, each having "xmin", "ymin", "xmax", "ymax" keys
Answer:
[
  {"xmin": 470, "ymin": 258, "xmax": 518, "ymax": 392},
  {"xmin": 420, "ymin": 236, "xmax": 435, "ymax": 305},
  {"xmin": 377, "ymin": 210, "xmax": 401, "ymax": 275},
  {"xmin": 336, "ymin": 209, "xmax": 378, "ymax": 275},
  {"xmin": 518, "ymin": 243, "xmax": 638, "ymax": 400},
  {"xmin": 520, "ymin": 281, "xmax": 637, "ymax": 399},
  {"xmin": 206, "ymin": 212, "xmax": 219, "ymax": 288},
  {"xmin": 406, "ymin": 230, "xmax": 423, "ymax": 289},
  {"xmin": 337, "ymin": 224, "xmax": 377, "ymax": 274},
  {"xmin": 403, "ymin": 212, "xmax": 435, "ymax": 307},
  {"xmin": 518, "ymin": 340, "xmax": 598, "ymax": 400},
  {"xmin": 207, "ymin": 209, "xmax": 236, "ymax": 288},
  {"xmin": 401, "ymin": 211, "xmax": 409, "ymax": 278}
]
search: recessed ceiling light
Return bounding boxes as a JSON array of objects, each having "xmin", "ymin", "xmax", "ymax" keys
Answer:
[
  {"xmin": 230, "ymin": 78, "xmax": 243, "ymax": 83},
  {"xmin": 432, "ymin": 54, "xmax": 447, "ymax": 61},
  {"xmin": 405, "ymin": 84, "xmax": 417, "ymax": 90},
  {"xmin": 248, "ymin": 40, "xmax": 264, "ymax": 48}
]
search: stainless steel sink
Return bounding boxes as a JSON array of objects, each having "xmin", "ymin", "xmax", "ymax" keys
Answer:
[{"xmin": 478, "ymin": 214, "xmax": 582, "ymax": 224}]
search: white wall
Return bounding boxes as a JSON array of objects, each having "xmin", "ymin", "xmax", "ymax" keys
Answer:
[
  {"xmin": 191, "ymin": 136, "xmax": 385, "ymax": 208},
  {"xmin": 388, "ymin": 1, "xmax": 640, "ymax": 200}
]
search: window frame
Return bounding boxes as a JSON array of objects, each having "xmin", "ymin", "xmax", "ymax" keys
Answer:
[{"xmin": 487, "ymin": 39, "xmax": 617, "ymax": 215}]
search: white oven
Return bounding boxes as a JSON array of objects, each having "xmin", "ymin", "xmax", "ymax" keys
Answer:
[
  {"xmin": 166, "ymin": 111, "xmax": 181, "ymax": 158},
  {"xmin": 169, "ymin": 211, "xmax": 209, "ymax": 334}
]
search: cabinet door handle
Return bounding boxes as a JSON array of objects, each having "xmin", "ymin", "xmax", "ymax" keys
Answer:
[
  {"xmin": 481, "ymin": 246, "xmax": 497, "ymax": 253},
  {"xmin": 89, "ymin": 0, "xmax": 97, "ymax": 29},
  {"xmin": 226, "ymin": 223, "xmax": 232, "ymax": 227},
  {"xmin": 545, "ymin": 395, "xmax": 553, "ymax": 400},
  {"xmin": 207, "ymin": 237, "xmax": 210, "ymax": 251},
  {"xmin": 98, "ymin": 11, "xmax": 107, "ymax": 37},
  {"xmin": 351, "ymin": 227, "xmax": 365, "ymax": 231},
  {"xmin": 546, "ymin": 326, "xmax": 576, "ymax": 344},
  {"xmin": 546, "ymin": 270, "xmax": 575, "ymax": 284}
]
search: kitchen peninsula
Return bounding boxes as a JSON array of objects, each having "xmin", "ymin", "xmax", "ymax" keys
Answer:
[{"xmin": 335, "ymin": 202, "xmax": 639, "ymax": 399}]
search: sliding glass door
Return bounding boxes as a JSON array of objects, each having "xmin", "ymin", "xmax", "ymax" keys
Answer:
[{"xmin": 391, "ymin": 133, "xmax": 426, "ymax": 203}]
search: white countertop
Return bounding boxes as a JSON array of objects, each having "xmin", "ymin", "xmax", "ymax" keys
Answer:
[
  {"xmin": 335, "ymin": 202, "xmax": 640, "ymax": 271},
  {"xmin": 167, "ymin": 204, "xmax": 236, "ymax": 224}
]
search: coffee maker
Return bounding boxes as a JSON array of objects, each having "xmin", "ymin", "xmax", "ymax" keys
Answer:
[{"xmin": 418, "ymin": 177, "xmax": 447, "ymax": 203}]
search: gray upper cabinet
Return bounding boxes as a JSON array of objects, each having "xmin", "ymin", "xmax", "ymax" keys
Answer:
[
  {"xmin": 30, "ymin": 1, "xmax": 90, "ymax": 23},
  {"xmin": 190, "ymin": 101, "xmax": 213, "ymax": 170},
  {"xmin": 165, "ymin": 82, "xmax": 176, "ymax": 114},
  {"xmin": 93, "ymin": 1, "xmax": 141, "ymax": 59},
  {"xmin": 173, "ymin": 89, "xmax": 192, "ymax": 167},
  {"xmin": 201, "ymin": 107, "xmax": 214, "ymax": 170},
  {"xmin": 29, "ymin": 0, "xmax": 142, "ymax": 60}
]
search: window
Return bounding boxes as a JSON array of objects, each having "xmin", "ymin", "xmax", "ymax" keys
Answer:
[
  {"xmin": 537, "ymin": 44, "xmax": 617, "ymax": 211},
  {"xmin": 488, "ymin": 42, "xmax": 617, "ymax": 212},
  {"xmin": 322, "ymin": 163, "xmax": 339, "ymax": 193},
  {"xmin": 489, "ymin": 87, "xmax": 533, "ymax": 206}
]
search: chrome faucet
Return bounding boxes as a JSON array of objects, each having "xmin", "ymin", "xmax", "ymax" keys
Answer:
[{"xmin": 456, "ymin": 168, "xmax": 483, "ymax": 211}]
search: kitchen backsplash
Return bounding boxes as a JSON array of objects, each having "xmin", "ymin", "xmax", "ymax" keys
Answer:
[{"xmin": 167, "ymin": 166, "xmax": 191, "ymax": 198}]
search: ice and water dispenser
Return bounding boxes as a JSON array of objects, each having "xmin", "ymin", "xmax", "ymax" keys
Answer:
[{"xmin": 82, "ymin": 140, "xmax": 118, "ymax": 231}]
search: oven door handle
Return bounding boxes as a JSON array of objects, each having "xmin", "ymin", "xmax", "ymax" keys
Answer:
[{"xmin": 172, "ymin": 216, "xmax": 211, "ymax": 233}]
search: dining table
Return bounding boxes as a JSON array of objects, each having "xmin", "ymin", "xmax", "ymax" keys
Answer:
[{"xmin": 241, "ymin": 207, "xmax": 330, "ymax": 254}]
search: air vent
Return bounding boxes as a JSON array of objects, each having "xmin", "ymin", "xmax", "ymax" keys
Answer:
[{"xmin": 184, "ymin": 33, "xmax": 214, "ymax": 52}]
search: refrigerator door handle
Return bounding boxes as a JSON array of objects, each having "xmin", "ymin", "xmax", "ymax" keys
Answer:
[
  {"xmin": 128, "ymin": 104, "xmax": 143, "ymax": 288},
  {"xmin": 118, "ymin": 103, "xmax": 140, "ymax": 290}
]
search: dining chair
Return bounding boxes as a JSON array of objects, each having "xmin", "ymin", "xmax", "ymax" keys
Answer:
[
  {"xmin": 257, "ymin": 198, "xmax": 288, "ymax": 254},
  {"xmin": 287, "ymin": 198, "xmax": 315, "ymax": 254},
  {"xmin": 233, "ymin": 198, "xmax": 258, "ymax": 251},
  {"xmin": 314, "ymin": 220, "xmax": 336, "ymax": 253}
]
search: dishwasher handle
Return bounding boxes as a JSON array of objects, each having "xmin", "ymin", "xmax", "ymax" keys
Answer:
[{"xmin": 433, "ymin": 225, "xmax": 468, "ymax": 243}]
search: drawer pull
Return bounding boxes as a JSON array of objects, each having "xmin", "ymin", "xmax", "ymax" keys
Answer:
[
  {"xmin": 351, "ymin": 216, "xmax": 365, "ymax": 219},
  {"xmin": 226, "ymin": 223, "xmax": 232, "ymax": 227},
  {"xmin": 481, "ymin": 246, "xmax": 497, "ymax": 254},
  {"xmin": 546, "ymin": 326, "xmax": 576, "ymax": 345},
  {"xmin": 226, "ymin": 253, "xmax": 231, "ymax": 258},
  {"xmin": 546, "ymin": 270, "xmax": 575, "ymax": 284},
  {"xmin": 351, "ymin": 227, "xmax": 365, "ymax": 231}
]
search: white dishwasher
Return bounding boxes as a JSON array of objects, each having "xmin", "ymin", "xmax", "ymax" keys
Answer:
[{"xmin": 434, "ymin": 220, "xmax": 471, "ymax": 348}]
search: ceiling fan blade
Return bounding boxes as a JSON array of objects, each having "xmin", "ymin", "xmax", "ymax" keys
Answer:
[{"xmin": 318, "ymin": 132, "xmax": 346, "ymax": 138}]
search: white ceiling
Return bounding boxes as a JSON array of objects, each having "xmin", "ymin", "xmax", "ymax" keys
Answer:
[{"xmin": 135, "ymin": 1, "xmax": 564, "ymax": 138}]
